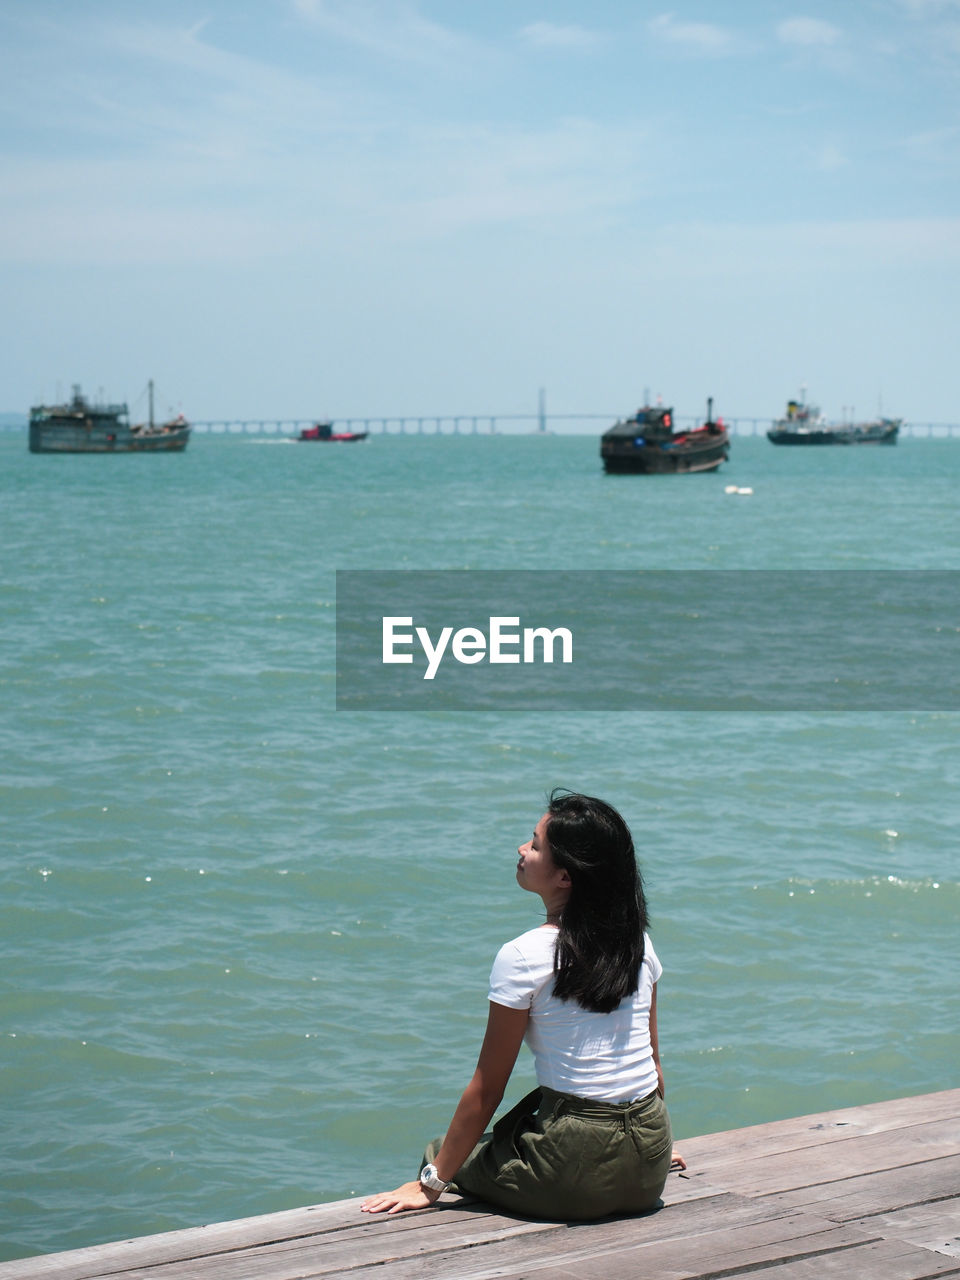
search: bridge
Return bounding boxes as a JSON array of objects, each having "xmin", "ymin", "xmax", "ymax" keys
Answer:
[
  {"xmin": 191, "ymin": 413, "xmax": 598, "ymax": 436},
  {"xmin": 188, "ymin": 413, "xmax": 960, "ymax": 438}
]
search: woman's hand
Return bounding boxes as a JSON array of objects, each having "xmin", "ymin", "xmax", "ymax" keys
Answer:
[
  {"xmin": 670, "ymin": 1150, "xmax": 687, "ymax": 1171},
  {"xmin": 360, "ymin": 1180, "xmax": 442, "ymax": 1215}
]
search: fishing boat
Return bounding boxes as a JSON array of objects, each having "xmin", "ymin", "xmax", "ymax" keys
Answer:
[
  {"xmin": 600, "ymin": 399, "xmax": 729, "ymax": 474},
  {"xmin": 767, "ymin": 396, "xmax": 900, "ymax": 445},
  {"xmin": 28, "ymin": 382, "xmax": 190, "ymax": 454},
  {"xmin": 297, "ymin": 422, "xmax": 368, "ymax": 443}
]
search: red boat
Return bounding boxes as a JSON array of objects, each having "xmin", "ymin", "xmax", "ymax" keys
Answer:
[{"xmin": 297, "ymin": 422, "xmax": 368, "ymax": 442}]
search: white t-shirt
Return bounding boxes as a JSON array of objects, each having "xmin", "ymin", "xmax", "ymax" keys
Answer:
[{"xmin": 488, "ymin": 924, "xmax": 662, "ymax": 1103}]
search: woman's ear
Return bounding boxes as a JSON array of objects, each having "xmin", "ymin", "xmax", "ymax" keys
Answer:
[{"xmin": 557, "ymin": 868, "xmax": 572, "ymax": 888}]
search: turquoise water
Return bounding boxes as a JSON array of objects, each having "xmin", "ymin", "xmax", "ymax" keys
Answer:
[{"xmin": 1, "ymin": 431, "xmax": 958, "ymax": 1260}]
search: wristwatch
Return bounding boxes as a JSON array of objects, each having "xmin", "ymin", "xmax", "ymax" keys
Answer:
[{"xmin": 419, "ymin": 1163, "xmax": 450, "ymax": 1193}]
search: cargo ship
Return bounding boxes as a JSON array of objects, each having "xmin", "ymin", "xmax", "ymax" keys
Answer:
[{"xmin": 767, "ymin": 396, "xmax": 900, "ymax": 445}]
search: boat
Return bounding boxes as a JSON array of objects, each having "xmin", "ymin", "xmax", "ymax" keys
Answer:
[
  {"xmin": 297, "ymin": 421, "xmax": 368, "ymax": 443},
  {"xmin": 767, "ymin": 396, "xmax": 900, "ymax": 445},
  {"xmin": 28, "ymin": 382, "xmax": 190, "ymax": 454},
  {"xmin": 600, "ymin": 398, "xmax": 729, "ymax": 474}
]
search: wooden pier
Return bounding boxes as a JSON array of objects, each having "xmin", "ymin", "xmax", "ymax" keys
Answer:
[{"xmin": 3, "ymin": 1088, "xmax": 958, "ymax": 1279}]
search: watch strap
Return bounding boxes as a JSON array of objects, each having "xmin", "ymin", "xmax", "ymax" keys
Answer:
[{"xmin": 419, "ymin": 1162, "xmax": 450, "ymax": 1192}]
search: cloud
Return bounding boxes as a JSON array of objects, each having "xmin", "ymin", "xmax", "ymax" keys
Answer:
[
  {"xmin": 651, "ymin": 217, "xmax": 960, "ymax": 280},
  {"xmin": 0, "ymin": 54, "xmax": 659, "ymax": 266},
  {"xmin": 291, "ymin": 0, "xmax": 470, "ymax": 67},
  {"xmin": 896, "ymin": 0, "xmax": 960, "ymax": 13},
  {"xmin": 647, "ymin": 13, "xmax": 739, "ymax": 55},
  {"xmin": 0, "ymin": 201, "xmax": 268, "ymax": 267},
  {"xmin": 777, "ymin": 17, "xmax": 843, "ymax": 47},
  {"xmin": 812, "ymin": 142, "xmax": 848, "ymax": 171},
  {"xmin": 518, "ymin": 22, "xmax": 603, "ymax": 51},
  {"xmin": 377, "ymin": 116, "xmax": 658, "ymax": 240},
  {"xmin": 885, "ymin": 2, "xmax": 960, "ymax": 62},
  {"xmin": 894, "ymin": 124, "xmax": 960, "ymax": 159},
  {"xmin": 9, "ymin": 14, "xmax": 362, "ymax": 159}
]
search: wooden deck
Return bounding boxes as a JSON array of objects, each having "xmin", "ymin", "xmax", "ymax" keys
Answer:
[{"xmin": 4, "ymin": 1088, "xmax": 959, "ymax": 1279}]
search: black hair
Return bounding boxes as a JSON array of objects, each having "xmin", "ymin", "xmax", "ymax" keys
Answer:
[{"xmin": 546, "ymin": 788, "xmax": 648, "ymax": 1014}]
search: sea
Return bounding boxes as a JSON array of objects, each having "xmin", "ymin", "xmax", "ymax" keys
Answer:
[{"xmin": 1, "ymin": 428, "xmax": 958, "ymax": 1261}]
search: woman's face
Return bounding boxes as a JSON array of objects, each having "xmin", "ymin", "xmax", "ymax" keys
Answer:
[{"xmin": 516, "ymin": 813, "xmax": 567, "ymax": 899}]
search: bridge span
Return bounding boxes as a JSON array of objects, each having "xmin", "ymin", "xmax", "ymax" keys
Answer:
[{"xmin": 189, "ymin": 412, "xmax": 960, "ymax": 438}]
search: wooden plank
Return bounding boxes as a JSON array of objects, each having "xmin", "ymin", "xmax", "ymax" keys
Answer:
[
  {"xmin": 847, "ymin": 1202, "xmax": 960, "ymax": 1261},
  {"xmin": 764, "ymin": 1154, "xmax": 960, "ymax": 1220},
  {"xmin": 0, "ymin": 1199, "xmax": 521, "ymax": 1280},
  {"xmin": 92, "ymin": 1214, "xmax": 559, "ymax": 1280},
  {"xmin": 527, "ymin": 1239, "xmax": 960, "ymax": 1280},
  {"xmin": 660, "ymin": 1168, "xmax": 733, "ymax": 1204},
  {"xmin": 416, "ymin": 1221, "xmax": 960, "ymax": 1280},
  {"xmin": 340, "ymin": 1213, "xmax": 882, "ymax": 1280},
  {"xmin": 699, "ymin": 1239, "xmax": 960, "ymax": 1280},
  {"xmin": 685, "ymin": 1116, "xmax": 960, "ymax": 1199},
  {"xmin": 0, "ymin": 1178, "xmax": 729, "ymax": 1280},
  {"xmin": 0, "ymin": 1201, "xmax": 363, "ymax": 1280},
  {"xmin": 281, "ymin": 1193, "xmax": 776, "ymax": 1279},
  {"xmin": 676, "ymin": 1089, "xmax": 960, "ymax": 1167},
  {"xmin": 45, "ymin": 1196, "xmax": 776, "ymax": 1280}
]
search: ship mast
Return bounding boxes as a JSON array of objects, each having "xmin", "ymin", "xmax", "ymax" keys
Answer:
[{"xmin": 148, "ymin": 379, "xmax": 154, "ymax": 429}]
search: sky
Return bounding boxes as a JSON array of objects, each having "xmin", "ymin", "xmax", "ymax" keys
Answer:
[{"xmin": 2, "ymin": 0, "xmax": 959, "ymax": 426}]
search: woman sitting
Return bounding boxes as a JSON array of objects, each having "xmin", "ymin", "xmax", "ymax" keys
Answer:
[{"xmin": 361, "ymin": 789, "xmax": 684, "ymax": 1220}]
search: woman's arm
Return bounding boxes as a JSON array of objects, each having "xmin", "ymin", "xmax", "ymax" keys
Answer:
[
  {"xmin": 650, "ymin": 982, "xmax": 688, "ymax": 1171},
  {"xmin": 649, "ymin": 981, "xmax": 664, "ymax": 1098},
  {"xmin": 360, "ymin": 1001, "xmax": 529, "ymax": 1214}
]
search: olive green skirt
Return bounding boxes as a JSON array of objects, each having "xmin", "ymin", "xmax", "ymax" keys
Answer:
[{"xmin": 424, "ymin": 1085, "xmax": 672, "ymax": 1221}]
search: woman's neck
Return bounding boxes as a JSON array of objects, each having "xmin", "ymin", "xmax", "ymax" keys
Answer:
[{"xmin": 541, "ymin": 887, "xmax": 569, "ymax": 926}]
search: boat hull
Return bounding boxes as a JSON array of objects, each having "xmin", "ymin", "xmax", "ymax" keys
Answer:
[
  {"xmin": 601, "ymin": 432, "xmax": 729, "ymax": 474},
  {"xmin": 297, "ymin": 422, "xmax": 368, "ymax": 442},
  {"xmin": 767, "ymin": 423, "xmax": 899, "ymax": 445},
  {"xmin": 29, "ymin": 422, "xmax": 191, "ymax": 453},
  {"xmin": 297, "ymin": 433, "xmax": 368, "ymax": 443}
]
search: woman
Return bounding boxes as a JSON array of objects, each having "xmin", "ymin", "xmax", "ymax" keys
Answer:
[{"xmin": 361, "ymin": 789, "xmax": 683, "ymax": 1220}]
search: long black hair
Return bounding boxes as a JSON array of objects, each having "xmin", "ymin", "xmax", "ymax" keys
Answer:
[{"xmin": 546, "ymin": 789, "xmax": 648, "ymax": 1014}]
